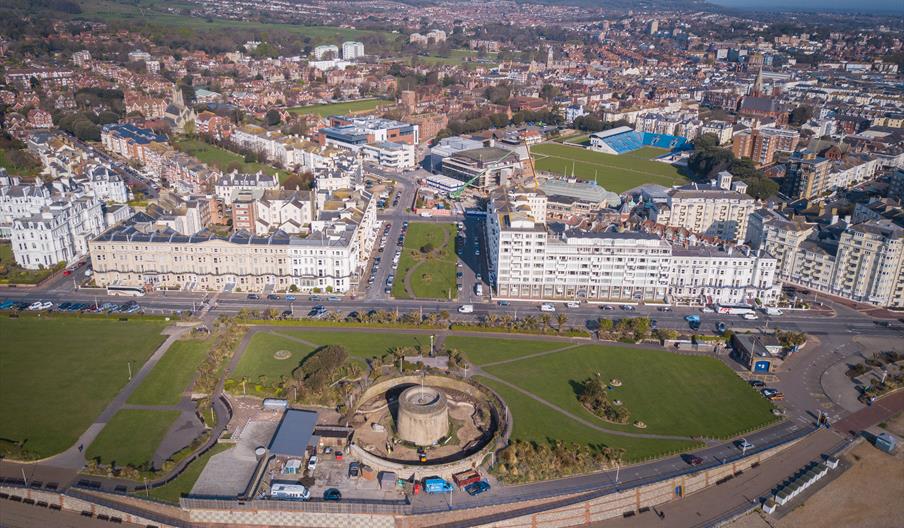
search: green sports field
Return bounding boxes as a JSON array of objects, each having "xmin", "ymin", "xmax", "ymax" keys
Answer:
[
  {"xmin": 531, "ymin": 142, "xmax": 687, "ymax": 192},
  {"xmin": 0, "ymin": 318, "xmax": 168, "ymax": 459},
  {"xmin": 287, "ymin": 99, "xmax": 386, "ymax": 117}
]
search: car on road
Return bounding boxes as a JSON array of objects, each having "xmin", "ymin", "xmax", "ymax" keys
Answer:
[
  {"xmin": 497, "ymin": 300, "xmax": 510, "ymax": 306},
  {"xmin": 458, "ymin": 304, "xmax": 474, "ymax": 314},
  {"xmin": 736, "ymin": 439, "xmax": 754, "ymax": 451},
  {"xmin": 307, "ymin": 456, "xmax": 317, "ymax": 471},
  {"xmin": 267, "ymin": 294, "xmax": 281, "ymax": 300},
  {"xmin": 601, "ymin": 304, "xmax": 615, "ymax": 311},
  {"xmin": 323, "ymin": 488, "xmax": 342, "ymax": 501},
  {"xmin": 701, "ymin": 306, "xmax": 715, "ymax": 313},
  {"xmin": 247, "ymin": 293, "xmax": 261, "ymax": 300},
  {"xmin": 566, "ymin": 301, "xmax": 580, "ymax": 308},
  {"xmin": 464, "ymin": 481, "xmax": 491, "ymax": 496},
  {"xmin": 683, "ymin": 454, "xmax": 704, "ymax": 466},
  {"xmin": 286, "ymin": 295, "xmax": 297, "ymax": 302},
  {"xmin": 620, "ymin": 304, "xmax": 635, "ymax": 311},
  {"xmin": 540, "ymin": 303, "xmax": 556, "ymax": 312},
  {"xmin": 657, "ymin": 306, "xmax": 672, "ymax": 312},
  {"xmin": 742, "ymin": 313, "xmax": 759, "ymax": 320}
]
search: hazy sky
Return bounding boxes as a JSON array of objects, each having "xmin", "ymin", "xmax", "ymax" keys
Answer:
[{"xmin": 710, "ymin": 0, "xmax": 904, "ymax": 13}]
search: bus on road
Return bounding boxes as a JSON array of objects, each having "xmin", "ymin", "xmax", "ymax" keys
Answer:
[{"xmin": 106, "ymin": 285, "xmax": 145, "ymax": 297}]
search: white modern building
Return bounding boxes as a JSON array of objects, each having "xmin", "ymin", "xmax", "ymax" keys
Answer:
[
  {"xmin": 486, "ymin": 189, "xmax": 779, "ymax": 305},
  {"xmin": 313, "ymin": 45, "xmax": 340, "ymax": 60},
  {"xmin": 341, "ymin": 41, "xmax": 365, "ymax": 60}
]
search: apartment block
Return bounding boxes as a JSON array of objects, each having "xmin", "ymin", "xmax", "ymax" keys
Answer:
[
  {"xmin": 650, "ymin": 172, "xmax": 755, "ymax": 241},
  {"xmin": 486, "ymin": 190, "xmax": 778, "ymax": 305}
]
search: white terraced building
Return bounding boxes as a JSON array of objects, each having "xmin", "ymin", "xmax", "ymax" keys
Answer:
[
  {"xmin": 89, "ymin": 188, "xmax": 378, "ymax": 294},
  {"xmin": 486, "ymin": 190, "xmax": 779, "ymax": 305}
]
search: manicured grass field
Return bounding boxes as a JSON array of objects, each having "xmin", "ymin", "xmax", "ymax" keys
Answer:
[
  {"xmin": 232, "ymin": 330, "xmax": 431, "ymax": 382},
  {"xmin": 443, "ymin": 336, "xmax": 567, "ymax": 366},
  {"xmin": 0, "ymin": 318, "xmax": 168, "ymax": 459},
  {"xmin": 78, "ymin": 0, "xmax": 395, "ymax": 43},
  {"xmin": 86, "ymin": 409, "xmax": 179, "ymax": 468},
  {"xmin": 288, "ymin": 99, "xmax": 385, "ymax": 117},
  {"xmin": 128, "ymin": 338, "xmax": 211, "ymax": 406},
  {"xmin": 172, "ymin": 138, "xmax": 290, "ymax": 182},
  {"xmin": 146, "ymin": 443, "xmax": 233, "ymax": 503},
  {"xmin": 531, "ymin": 142, "xmax": 687, "ymax": 192},
  {"xmin": 392, "ymin": 223, "xmax": 457, "ymax": 300},
  {"xmin": 483, "ymin": 344, "xmax": 775, "ymax": 438},
  {"xmin": 230, "ymin": 332, "xmax": 316, "ymax": 383},
  {"xmin": 417, "ymin": 49, "xmax": 498, "ymax": 68},
  {"xmin": 478, "ymin": 377, "xmax": 698, "ymax": 462}
]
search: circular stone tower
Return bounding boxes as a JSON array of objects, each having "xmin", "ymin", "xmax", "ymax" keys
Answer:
[{"xmin": 397, "ymin": 385, "xmax": 449, "ymax": 446}]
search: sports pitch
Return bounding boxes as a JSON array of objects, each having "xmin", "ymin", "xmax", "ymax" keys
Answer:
[{"xmin": 531, "ymin": 142, "xmax": 687, "ymax": 192}]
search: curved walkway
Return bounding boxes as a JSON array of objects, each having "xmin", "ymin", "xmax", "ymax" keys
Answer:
[{"xmin": 476, "ymin": 371, "xmax": 698, "ymax": 443}]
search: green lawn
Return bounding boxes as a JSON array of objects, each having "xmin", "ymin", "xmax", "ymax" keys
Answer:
[
  {"xmin": 0, "ymin": 318, "xmax": 168, "ymax": 459},
  {"xmin": 287, "ymin": 99, "xmax": 385, "ymax": 117},
  {"xmin": 77, "ymin": 0, "xmax": 395, "ymax": 43},
  {"xmin": 443, "ymin": 336, "xmax": 567, "ymax": 366},
  {"xmin": 128, "ymin": 338, "xmax": 211, "ymax": 406},
  {"xmin": 483, "ymin": 344, "xmax": 775, "ymax": 438},
  {"xmin": 417, "ymin": 49, "xmax": 498, "ymax": 69},
  {"xmin": 145, "ymin": 443, "xmax": 233, "ymax": 503},
  {"xmin": 531, "ymin": 142, "xmax": 687, "ymax": 192},
  {"xmin": 232, "ymin": 329, "xmax": 432, "ymax": 383},
  {"xmin": 231, "ymin": 332, "xmax": 316, "ymax": 383},
  {"xmin": 171, "ymin": 137, "xmax": 290, "ymax": 182},
  {"xmin": 478, "ymin": 377, "xmax": 697, "ymax": 462},
  {"xmin": 392, "ymin": 222, "xmax": 457, "ymax": 300},
  {"xmin": 86, "ymin": 409, "xmax": 180, "ymax": 468}
]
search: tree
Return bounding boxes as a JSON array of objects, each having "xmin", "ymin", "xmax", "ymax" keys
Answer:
[
  {"xmin": 264, "ymin": 109, "xmax": 281, "ymax": 126},
  {"xmin": 788, "ymin": 105, "xmax": 813, "ymax": 126},
  {"xmin": 540, "ymin": 83, "xmax": 560, "ymax": 101},
  {"xmin": 555, "ymin": 313, "xmax": 568, "ymax": 333}
]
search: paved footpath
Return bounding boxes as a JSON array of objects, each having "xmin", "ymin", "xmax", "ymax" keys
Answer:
[
  {"xmin": 0, "ymin": 326, "xmax": 190, "ymax": 487},
  {"xmin": 591, "ymin": 390, "xmax": 904, "ymax": 528}
]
